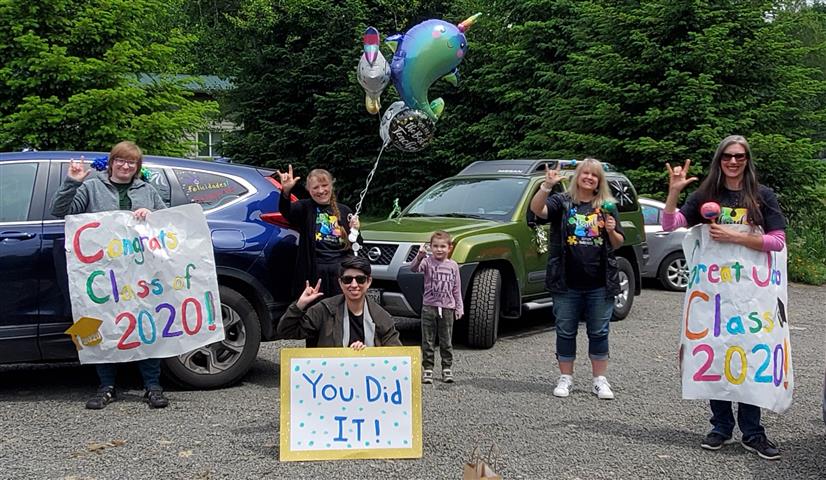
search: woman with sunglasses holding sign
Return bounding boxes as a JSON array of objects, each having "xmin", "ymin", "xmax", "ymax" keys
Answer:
[
  {"xmin": 662, "ymin": 135, "xmax": 786, "ymax": 460},
  {"xmin": 277, "ymin": 256, "xmax": 401, "ymax": 349},
  {"xmin": 50, "ymin": 141, "xmax": 169, "ymax": 410}
]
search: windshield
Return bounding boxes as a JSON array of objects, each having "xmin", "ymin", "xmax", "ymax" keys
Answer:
[{"xmin": 405, "ymin": 177, "xmax": 529, "ymax": 221}]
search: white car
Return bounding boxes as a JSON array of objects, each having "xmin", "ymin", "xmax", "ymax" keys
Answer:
[{"xmin": 640, "ymin": 197, "xmax": 689, "ymax": 291}]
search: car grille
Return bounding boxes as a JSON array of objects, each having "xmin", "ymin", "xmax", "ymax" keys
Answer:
[
  {"xmin": 357, "ymin": 243, "xmax": 398, "ymax": 265},
  {"xmin": 406, "ymin": 245, "xmax": 420, "ymax": 262}
]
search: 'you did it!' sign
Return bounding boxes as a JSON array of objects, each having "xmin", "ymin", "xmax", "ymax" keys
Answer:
[
  {"xmin": 64, "ymin": 203, "xmax": 224, "ymax": 363},
  {"xmin": 279, "ymin": 347, "xmax": 423, "ymax": 461},
  {"xmin": 680, "ymin": 224, "xmax": 793, "ymax": 413}
]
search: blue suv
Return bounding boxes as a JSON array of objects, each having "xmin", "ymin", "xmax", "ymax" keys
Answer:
[{"xmin": 0, "ymin": 151, "xmax": 298, "ymax": 388}]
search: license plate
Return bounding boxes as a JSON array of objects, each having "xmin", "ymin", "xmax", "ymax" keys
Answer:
[{"xmin": 367, "ymin": 288, "xmax": 382, "ymax": 304}]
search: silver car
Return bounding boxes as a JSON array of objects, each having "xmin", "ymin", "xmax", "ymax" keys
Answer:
[{"xmin": 640, "ymin": 197, "xmax": 689, "ymax": 291}]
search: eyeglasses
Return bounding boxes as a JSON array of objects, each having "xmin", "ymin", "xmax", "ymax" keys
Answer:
[
  {"xmin": 721, "ymin": 153, "xmax": 748, "ymax": 163},
  {"xmin": 340, "ymin": 275, "xmax": 369, "ymax": 285},
  {"xmin": 113, "ymin": 158, "xmax": 138, "ymax": 167}
]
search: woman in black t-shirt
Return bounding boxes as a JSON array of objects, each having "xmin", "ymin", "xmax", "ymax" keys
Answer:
[
  {"xmin": 530, "ymin": 158, "xmax": 625, "ymax": 401},
  {"xmin": 277, "ymin": 166, "xmax": 361, "ymax": 299},
  {"xmin": 663, "ymin": 135, "xmax": 787, "ymax": 460}
]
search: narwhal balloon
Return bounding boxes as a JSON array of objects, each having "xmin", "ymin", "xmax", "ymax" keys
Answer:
[{"xmin": 386, "ymin": 13, "xmax": 481, "ymax": 121}]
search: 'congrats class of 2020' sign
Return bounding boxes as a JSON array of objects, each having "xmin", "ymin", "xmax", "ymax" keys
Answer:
[
  {"xmin": 279, "ymin": 347, "xmax": 422, "ymax": 461},
  {"xmin": 680, "ymin": 224, "xmax": 794, "ymax": 413},
  {"xmin": 63, "ymin": 204, "xmax": 224, "ymax": 363}
]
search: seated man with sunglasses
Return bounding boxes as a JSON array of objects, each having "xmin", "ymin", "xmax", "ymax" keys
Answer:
[{"xmin": 277, "ymin": 256, "xmax": 402, "ymax": 349}]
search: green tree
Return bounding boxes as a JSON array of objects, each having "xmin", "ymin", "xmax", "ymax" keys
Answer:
[{"xmin": 0, "ymin": 0, "xmax": 218, "ymax": 155}]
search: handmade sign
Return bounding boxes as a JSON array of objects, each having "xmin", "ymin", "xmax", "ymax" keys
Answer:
[
  {"xmin": 680, "ymin": 224, "xmax": 793, "ymax": 413},
  {"xmin": 63, "ymin": 203, "xmax": 224, "ymax": 363},
  {"xmin": 279, "ymin": 347, "xmax": 422, "ymax": 461}
]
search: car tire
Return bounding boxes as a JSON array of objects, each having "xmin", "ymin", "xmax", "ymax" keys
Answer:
[
  {"xmin": 467, "ymin": 268, "xmax": 501, "ymax": 349},
  {"xmin": 611, "ymin": 256, "xmax": 635, "ymax": 321},
  {"xmin": 658, "ymin": 252, "xmax": 689, "ymax": 291},
  {"xmin": 164, "ymin": 285, "xmax": 262, "ymax": 389}
]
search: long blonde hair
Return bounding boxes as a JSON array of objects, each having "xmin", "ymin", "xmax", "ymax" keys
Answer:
[
  {"xmin": 307, "ymin": 168, "xmax": 351, "ymax": 249},
  {"xmin": 566, "ymin": 157, "xmax": 615, "ymax": 208}
]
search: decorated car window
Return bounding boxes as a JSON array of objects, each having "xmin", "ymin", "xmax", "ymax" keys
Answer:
[
  {"xmin": 0, "ymin": 162, "xmax": 37, "ymax": 222},
  {"xmin": 142, "ymin": 167, "xmax": 172, "ymax": 206},
  {"xmin": 641, "ymin": 205, "xmax": 660, "ymax": 225},
  {"xmin": 607, "ymin": 178, "xmax": 638, "ymax": 213},
  {"xmin": 173, "ymin": 169, "xmax": 248, "ymax": 210}
]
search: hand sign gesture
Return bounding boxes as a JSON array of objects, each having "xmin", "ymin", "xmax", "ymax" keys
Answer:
[
  {"xmin": 296, "ymin": 279, "xmax": 324, "ymax": 310},
  {"xmin": 67, "ymin": 157, "xmax": 90, "ymax": 182},
  {"xmin": 275, "ymin": 164, "xmax": 301, "ymax": 195},
  {"xmin": 666, "ymin": 159, "xmax": 698, "ymax": 193},
  {"xmin": 543, "ymin": 162, "xmax": 562, "ymax": 189}
]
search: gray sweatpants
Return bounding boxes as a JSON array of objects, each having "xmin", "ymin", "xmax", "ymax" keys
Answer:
[{"xmin": 421, "ymin": 305, "xmax": 455, "ymax": 370}]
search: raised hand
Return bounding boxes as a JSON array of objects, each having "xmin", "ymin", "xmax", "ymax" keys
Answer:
[
  {"xmin": 67, "ymin": 157, "xmax": 90, "ymax": 182},
  {"xmin": 543, "ymin": 162, "xmax": 563, "ymax": 189},
  {"xmin": 666, "ymin": 159, "xmax": 698, "ymax": 193},
  {"xmin": 296, "ymin": 279, "xmax": 324, "ymax": 310},
  {"xmin": 275, "ymin": 164, "xmax": 301, "ymax": 195},
  {"xmin": 133, "ymin": 208, "xmax": 151, "ymax": 221}
]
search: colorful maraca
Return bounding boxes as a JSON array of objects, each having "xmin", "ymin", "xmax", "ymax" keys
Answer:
[
  {"xmin": 601, "ymin": 200, "xmax": 617, "ymax": 215},
  {"xmin": 700, "ymin": 202, "xmax": 721, "ymax": 223}
]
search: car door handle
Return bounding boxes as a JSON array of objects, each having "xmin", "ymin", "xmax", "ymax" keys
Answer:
[
  {"xmin": 654, "ymin": 231, "xmax": 671, "ymax": 237},
  {"xmin": 0, "ymin": 231, "xmax": 37, "ymax": 240}
]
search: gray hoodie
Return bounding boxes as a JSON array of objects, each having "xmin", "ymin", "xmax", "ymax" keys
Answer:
[{"xmin": 50, "ymin": 171, "xmax": 167, "ymax": 217}]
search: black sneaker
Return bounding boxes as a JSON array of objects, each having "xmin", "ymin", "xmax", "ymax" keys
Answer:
[
  {"xmin": 144, "ymin": 388, "xmax": 169, "ymax": 409},
  {"xmin": 701, "ymin": 432, "xmax": 735, "ymax": 451},
  {"xmin": 85, "ymin": 386, "xmax": 117, "ymax": 410},
  {"xmin": 742, "ymin": 434, "xmax": 781, "ymax": 460}
]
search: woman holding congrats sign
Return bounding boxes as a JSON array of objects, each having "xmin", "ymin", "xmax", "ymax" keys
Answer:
[
  {"xmin": 51, "ymin": 141, "xmax": 169, "ymax": 410},
  {"xmin": 662, "ymin": 135, "xmax": 786, "ymax": 460},
  {"xmin": 530, "ymin": 158, "xmax": 624, "ymax": 401}
]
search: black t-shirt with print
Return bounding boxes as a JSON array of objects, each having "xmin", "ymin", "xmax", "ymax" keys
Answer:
[
  {"xmin": 348, "ymin": 309, "xmax": 365, "ymax": 345},
  {"xmin": 546, "ymin": 195, "xmax": 624, "ymax": 290},
  {"xmin": 313, "ymin": 204, "xmax": 347, "ymax": 261},
  {"xmin": 680, "ymin": 185, "xmax": 786, "ymax": 232}
]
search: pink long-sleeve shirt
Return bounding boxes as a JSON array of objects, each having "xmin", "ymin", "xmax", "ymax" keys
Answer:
[
  {"xmin": 410, "ymin": 256, "xmax": 464, "ymax": 313},
  {"xmin": 661, "ymin": 211, "xmax": 785, "ymax": 252}
]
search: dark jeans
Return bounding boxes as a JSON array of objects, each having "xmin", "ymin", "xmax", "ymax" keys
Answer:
[
  {"xmin": 709, "ymin": 400, "xmax": 765, "ymax": 440},
  {"xmin": 551, "ymin": 287, "xmax": 614, "ymax": 362},
  {"xmin": 96, "ymin": 359, "xmax": 162, "ymax": 390},
  {"xmin": 421, "ymin": 305, "xmax": 455, "ymax": 370}
]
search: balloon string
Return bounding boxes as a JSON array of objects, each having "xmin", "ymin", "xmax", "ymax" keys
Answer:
[{"xmin": 353, "ymin": 141, "xmax": 388, "ymax": 218}]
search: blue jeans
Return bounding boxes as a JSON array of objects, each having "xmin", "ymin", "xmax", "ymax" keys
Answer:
[
  {"xmin": 551, "ymin": 287, "xmax": 614, "ymax": 362},
  {"xmin": 709, "ymin": 400, "xmax": 765, "ymax": 440},
  {"xmin": 96, "ymin": 359, "xmax": 162, "ymax": 390}
]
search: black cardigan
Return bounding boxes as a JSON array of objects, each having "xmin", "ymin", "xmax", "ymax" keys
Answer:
[{"xmin": 279, "ymin": 192, "xmax": 359, "ymax": 297}]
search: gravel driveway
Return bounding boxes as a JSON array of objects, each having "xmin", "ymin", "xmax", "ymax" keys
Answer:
[{"xmin": 1, "ymin": 283, "xmax": 824, "ymax": 480}]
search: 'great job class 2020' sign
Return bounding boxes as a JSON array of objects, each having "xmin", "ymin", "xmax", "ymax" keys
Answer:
[
  {"xmin": 63, "ymin": 203, "xmax": 224, "ymax": 363},
  {"xmin": 680, "ymin": 224, "xmax": 793, "ymax": 414},
  {"xmin": 279, "ymin": 347, "xmax": 423, "ymax": 461}
]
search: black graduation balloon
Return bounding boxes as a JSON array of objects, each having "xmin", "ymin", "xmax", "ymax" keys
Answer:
[{"xmin": 379, "ymin": 101, "xmax": 436, "ymax": 152}]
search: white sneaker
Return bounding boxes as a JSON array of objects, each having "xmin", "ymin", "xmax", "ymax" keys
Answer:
[
  {"xmin": 592, "ymin": 376, "xmax": 615, "ymax": 400},
  {"xmin": 553, "ymin": 375, "xmax": 573, "ymax": 397}
]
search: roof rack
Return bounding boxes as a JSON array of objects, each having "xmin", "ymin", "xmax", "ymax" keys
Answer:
[{"xmin": 456, "ymin": 159, "xmax": 615, "ymax": 176}]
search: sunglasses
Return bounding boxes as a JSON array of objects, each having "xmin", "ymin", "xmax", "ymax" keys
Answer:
[
  {"xmin": 340, "ymin": 274, "xmax": 369, "ymax": 285},
  {"xmin": 721, "ymin": 153, "xmax": 748, "ymax": 163}
]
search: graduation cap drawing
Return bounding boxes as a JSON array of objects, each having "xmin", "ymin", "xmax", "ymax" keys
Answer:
[{"xmin": 64, "ymin": 316, "xmax": 104, "ymax": 350}]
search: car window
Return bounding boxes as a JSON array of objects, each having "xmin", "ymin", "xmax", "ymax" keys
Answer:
[
  {"xmin": 142, "ymin": 167, "xmax": 172, "ymax": 206},
  {"xmin": 641, "ymin": 205, "xmax": 661, "ymax": 225},
  {"xmin": 173, "ymin": 168, "xmax": 248, "ymax": 210},
  {"xmin": 406, "ymin": 178, "xmax": 528, "ymax": 221},
  {"xmin": 0, "ymin": 162, "xmax": 38, "ymax": 222},
  {"xmin": 607, "ymin": 178, "xmax": 639, "ymax": 213}
]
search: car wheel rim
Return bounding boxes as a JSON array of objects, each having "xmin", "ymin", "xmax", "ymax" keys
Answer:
[
  {"xmin": 667, "ymin": 258, "xmax": 689, "ymax": 289},
  {"xmin": 176, "ymin": 303, "xmax": 246, "ymax": 375},
  {"xmin": 615, "ymin": 271, "xmax": 629, "ymax": 310}
]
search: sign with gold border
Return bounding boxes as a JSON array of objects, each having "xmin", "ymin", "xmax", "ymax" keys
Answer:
[{"xmin": 279, "ymin": 346, "xmax": 422, "ymax": 461}]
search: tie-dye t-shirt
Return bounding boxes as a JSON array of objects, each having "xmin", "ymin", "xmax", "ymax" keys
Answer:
[
  {"xmin": 563, "ymin": 201, "xmax": 624, "ymax": 289},
  {"xmin": 680, "ymin": 185, "xmax": 786, "ymax": 232},
  {"xmin": 314, "ymin": 206, "xmax": 347, "ymax": 260}
]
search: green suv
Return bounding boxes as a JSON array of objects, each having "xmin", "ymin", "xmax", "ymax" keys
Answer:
[{"xmin": 360, "ymin": 159, "xmax": 647, "ymax": 348}]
